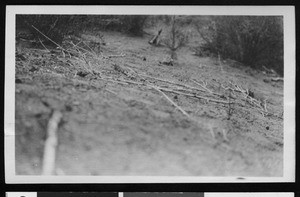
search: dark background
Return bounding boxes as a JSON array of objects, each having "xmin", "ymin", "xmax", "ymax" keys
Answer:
[
  {"xmin": 38, "ymin": 192, "xmax": 118, "ymax": 197},
  {"xmin": 35, "ymin": 192, "xmax": 204, "ymax": 197}
]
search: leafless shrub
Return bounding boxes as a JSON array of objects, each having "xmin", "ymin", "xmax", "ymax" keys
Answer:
[
  {"xmin": 163, "ymin": 16, "xmax": 188, "ymax": 60},
  {"xmin": 194, "ymin": 16, "xmax": 283, "ymax": 76}
]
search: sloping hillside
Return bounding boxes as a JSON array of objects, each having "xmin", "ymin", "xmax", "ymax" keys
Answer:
[{"xmin": 15, "ymin": 30, "xmax": 283, "ymax": 177}]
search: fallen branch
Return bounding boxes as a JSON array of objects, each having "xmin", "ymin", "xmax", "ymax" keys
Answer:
[
  {"xmin": 64, "ymin": 40, "xmax": 82, "ymax": 52},
  {"xmin": 151, "ymin": 85, "xmax": 191, "ymax": 118},
  {"xmin": 107, "ymin": 53, "xmax": 126, "ymax": 58},
  {"xmin": 105, "ymin": 88, "xmax": 117, "ymax": 95},
  {"xmin": 100, "ymin": 76, "xmax": 231, "ymax": 104},
  {"xmin": 98, "ymin": 77, "xmax": 129, "ymax": 85},
  {"xmin": 112, "ymin": 63, "xmax": 129, "ymax": 76},
  {"xmin": 140, "ymin": 73, "xmax": 207, "ymax": 93},
  {"xmin": 47, "ymin": 16, "xmax": 59, "ymax": 35},
  {"xmin": 262, "ymin": 99, "xmax": 268, "ymax": 112},
  {"xmin": 270, "ymin": 77, "xmax": 284, "ymax": 82},
  {"xmin": 156, "ymin": 86, "xmax": 232, "ymax": 104},
  {"xmin": 262, "ymin": 65, "xmax": 277, "ymax": 75},
  {"xmin": 148, "ymin": 28, "xmax": 162, "ymax": 45},
  {"xmin": 221, "ymin": 84, "xmax": 239, "ymax": 95},
  {"xmin": 32, "ymin": 25, "xmax": 66, "ymax": 51},
  {"xmin": 42, "ymin": 110, "xmax": 63, "ymax": 175},
  {"xmin": 98, "ymin": 76, "xmax": 145, "ymax": 87},
  {"xmin": 98, "ymin": 76, "xmax": 230, "ymax": 141},
  {"xmin": 221, "ymin": 80, "xmax": 272, "ymax": 116},
  {"xmin": 38, "ymin": 37, "xmax": 50, "ymax": 52},
  {"xmin": 118, "ymin": 78, "xmax": 145, "ymax": 85},
  {"xmin": 192, "ymin": 79, "xmax": 213, "ymax": 93},
  {"xmin": 82, "ymin": 41, "xmax": 97, "ymax": 56},
  {"xmin": 69, "ymin": 41, "xmax": 94, "ymax": 56},
  {"xmin": 228, "ymin": 81, "xmax": 248, "ymax": 95},
  {"xmin": 192, "ymin": 79, "xmax": 224, "ymax": 97}
]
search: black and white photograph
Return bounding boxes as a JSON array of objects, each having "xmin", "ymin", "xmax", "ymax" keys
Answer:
[{"xmin": 5, "ymin": 6, "xmax": 295, "ymax": 183}]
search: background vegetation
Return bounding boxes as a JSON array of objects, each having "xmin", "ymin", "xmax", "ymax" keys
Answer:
[
  {"xmin": 193, "ymin": 16, "xmax": 283, "ymax": 76},
  {"xmin": 16, "ymin": 15, "xmax": 284, "ymax": 76}
]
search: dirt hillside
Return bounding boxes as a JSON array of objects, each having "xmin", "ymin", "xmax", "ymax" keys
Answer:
[{"xmin": 15, "ymin": 30, "xmax": 284, "ymax": 177}]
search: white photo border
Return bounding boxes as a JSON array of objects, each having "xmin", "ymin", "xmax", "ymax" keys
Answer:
[{"xmin": 5, "ymin": 5, "xmax": 296, "ymax": 183}]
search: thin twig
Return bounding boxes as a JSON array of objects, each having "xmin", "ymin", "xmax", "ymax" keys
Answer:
[
  {"xmin": 192, "ymin": 79, "xmax": 224, "ymax": 97},
  {"xmin": 66, "ymin": 40, "xmax": 82, "ymax": 49},
  {"xmin": 118, "ymin": 78, "xmax": 145, "ymax": 86},
  {"xmin": 140, "ymin": 73, "xmax": 207, "ymax": 93},
  {"xmin": 76, "ymin": 48, "xmax": 93, "ymax": 73},
  {"xmin": 47, "ymin": 16, "xmax": 59, "ymax": 35},
  {"xmin": 107, "ymin": 53, "xmax": 126, "ymax": 58},
  {"xmin": 99, "ymin": 75, "xmax": 229, "ymax": 140},
  {"xmin": 38, "ymin": 37, "xmax": 50, "ymax": 52},
  {"xmin": 192, "ymin": 79, "xmax": 213, "ymax": 93},
  {"xmin": 32, "ymin": 25, "xmax": 66, "ymax": 51},
  {"xmin": 270, "ymin": 77, "xmax": 283, "ymax": 82},
  {"xmin": 151, "ymin": 85, "xmax": 191, "ymax": 118},
  {"xmin": 221, "ymin": 84, "xmax": 238, "ymax": 93},
  {"xmin": 105, "ymin": 88, "xmax": 117, "ymax": 95},
  {"xmin": 69, "ymin": 41, "xmax": 93, "ymax": 55},
  {"xmin": 98, "ymin": 77, "xmax": 135, "ymax": 86},
  {"xmin": 88, "ymin": 61, "xmax": 93, "ymax": 71},
  {"xmin": 100, "ymin": 76, "xmax": 231, "ymax": 104},
  {"xmin": 156, "ymin": 86, "xmax": 232, "ymax": 104},
  {"xmin": 82, "ymin": 41, "xmax": 97, "ymax": 56}
]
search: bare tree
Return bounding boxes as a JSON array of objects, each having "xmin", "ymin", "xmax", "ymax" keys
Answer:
[{"xmin": 163, "ymin": 16, "xmax": 187, "ymax": 61}]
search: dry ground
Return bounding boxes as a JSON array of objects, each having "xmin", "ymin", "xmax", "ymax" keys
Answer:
[{"xmin": 15, "ymin": 30, "xmax": 284, "ymax": 177}]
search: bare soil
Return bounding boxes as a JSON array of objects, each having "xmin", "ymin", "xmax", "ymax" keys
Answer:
[{"xmin": 15, "ymin": 30, "xmax": 284, "ymax": 177}]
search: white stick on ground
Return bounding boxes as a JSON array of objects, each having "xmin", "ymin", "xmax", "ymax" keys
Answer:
[
  {"xmin": 42, "ymin": 110, "xmax": 63, "ymax": 175},
  {"xmin": 151, "ymin": 85, "xmax": 191, "ymax": 118},
  {"xmin": 270, "ymin": 77, "xmax": 283, "ymax": 82}
]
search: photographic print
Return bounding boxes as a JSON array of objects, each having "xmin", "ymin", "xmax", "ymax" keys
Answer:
[{"xmin": 5, "ymin": 6, "xmax": 295, "ymax": 183}]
